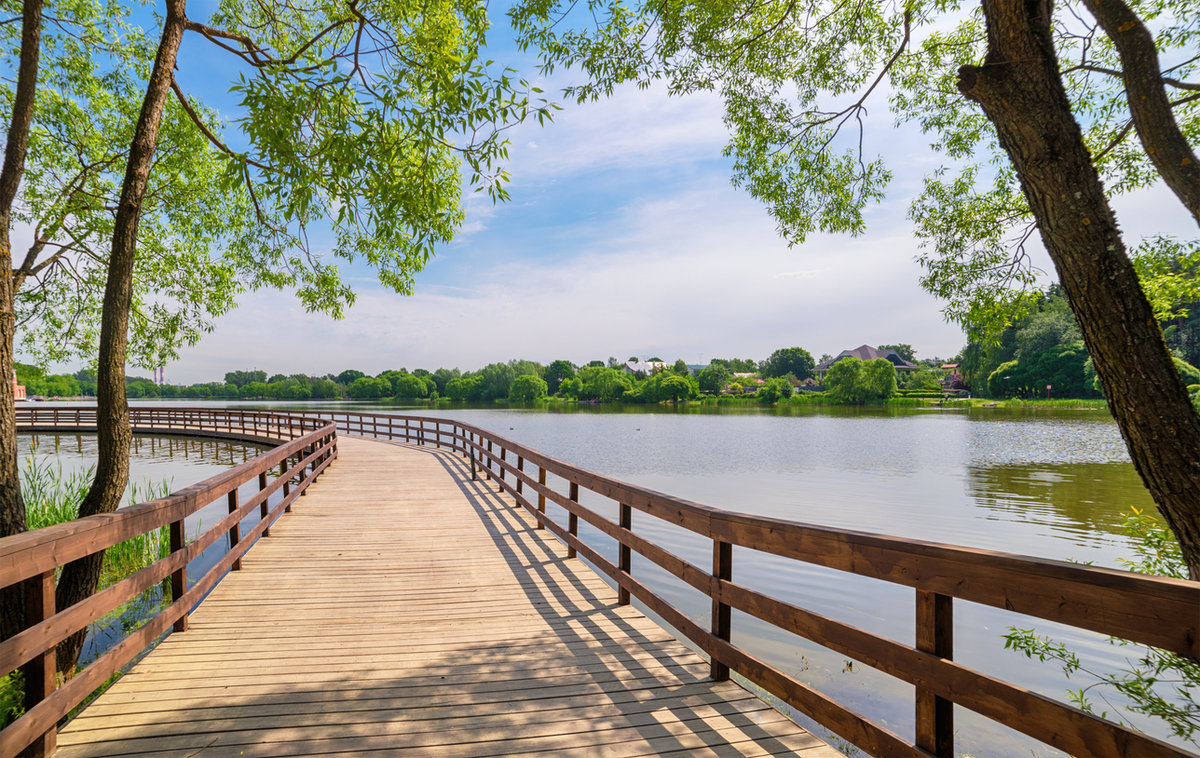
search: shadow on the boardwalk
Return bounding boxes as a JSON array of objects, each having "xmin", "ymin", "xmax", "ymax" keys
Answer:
[{"xmin": 52, "ymin": 438, "xmax": 830, "ymax": 758}]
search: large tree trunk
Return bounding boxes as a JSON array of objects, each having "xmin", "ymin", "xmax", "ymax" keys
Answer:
[
  {"xmin": 958, "ymin": 0, "xmax": 1200, "ymax": 579},
  {"xmin": 0, "ymin": 0, "xmax": 43, "ymax": 642},
  {"xmin": 55, "ymin": 0, "xmax": 188, "ymax": 674}
]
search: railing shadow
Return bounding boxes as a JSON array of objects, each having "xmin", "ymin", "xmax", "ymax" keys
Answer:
[{"xmin": 412, "ymin": 440, "xmax": 810, "ymax": 755}]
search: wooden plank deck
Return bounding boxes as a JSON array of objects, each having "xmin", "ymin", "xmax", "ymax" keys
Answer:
[{"xmin": 54, "ymin": 436, "xmax": 840, "ymax": 757}]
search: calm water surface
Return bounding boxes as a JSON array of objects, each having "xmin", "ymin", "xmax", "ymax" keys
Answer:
[{"xmin": 39, "ymin": 401, "xmax": 1177, "ymax": 756}]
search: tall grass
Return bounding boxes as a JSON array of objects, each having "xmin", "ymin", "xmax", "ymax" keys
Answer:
[
  {"xmin": 2, "ymin": 451, "xmax": 175, "ymax": 727},
  {"xmin": 22, "ymin": 453, "xmax": 174, "ymax": 589}
]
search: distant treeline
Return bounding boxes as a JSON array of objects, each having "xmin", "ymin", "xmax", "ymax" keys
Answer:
[{"xmin": 21, "ymin": 313, "xmax": 1199, "ymax": 407}]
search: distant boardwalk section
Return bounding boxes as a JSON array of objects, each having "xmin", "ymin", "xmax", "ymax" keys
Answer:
[{"xmin": 55, "ymin": 437, "xmax": 836, "ymax": 757}]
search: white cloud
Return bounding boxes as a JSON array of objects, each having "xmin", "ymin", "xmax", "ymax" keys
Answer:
[
  {"xmin": 501, "ymin": 81, "xmax": 729, "ymax": 179},
  {"xmin": 171, "ymin": 177, "xmax": 964, "ymax": 381}
]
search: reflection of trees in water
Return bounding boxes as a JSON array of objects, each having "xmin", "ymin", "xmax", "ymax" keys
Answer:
[{"xmin": 967, "ymin": 461, "xmax": 1157, "ymax": 536}]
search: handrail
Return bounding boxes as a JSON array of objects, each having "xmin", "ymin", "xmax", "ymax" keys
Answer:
[
  {"xmin": 1, "ymin": 408, "xmax": 338, "ymax": 757},
  {"xmin": 268, "ymin": 408, "xmax": 1199, "ymax": 758}
]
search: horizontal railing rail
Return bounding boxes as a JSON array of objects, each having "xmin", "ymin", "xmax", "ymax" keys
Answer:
[
  {"xmin": 272, "ymin": 408, "xmax": 1198, "ymax": 758},
  {"xmin": 1, "ymin": 408, "xmax": 338, "ymax": 757}
]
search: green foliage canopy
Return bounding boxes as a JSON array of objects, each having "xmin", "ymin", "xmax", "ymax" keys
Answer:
[
  {"xmin": 509, "ymin": 374, "xmax": 549, "ymax": 402},
  {"xmin": 510, "ymin": 0, "xmax": 1199, "ymax": 339},
  {"xmin": 761, "ymin": 347, "xmax": 815, "ymax": 380},
  {"xmin": 824, "ymin": 357, "xmax": 897, "ymax": 404}
]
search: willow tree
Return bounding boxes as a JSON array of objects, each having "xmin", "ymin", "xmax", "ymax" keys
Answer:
[
  {"xmin": 512, "ymin": 0, "xmax": 1200, "ymax": 575},
  {"xmin": 1, "ymin": 0, "xmax": 548, "ymax": 670}
]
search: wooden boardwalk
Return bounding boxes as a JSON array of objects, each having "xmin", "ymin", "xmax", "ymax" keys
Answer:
[{"xmin": 54, "ymin": 436, "xmax": 838, "ymax": 757}]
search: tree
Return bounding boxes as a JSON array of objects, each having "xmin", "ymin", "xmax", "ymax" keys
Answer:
[
  {"xmin": 225, "ymin": 370, "xmax": 266, "ymax": 387},
  {"xmin": 431, "ymin": 368, "xmax": 460, "ymax": 395},
  {"xmin": 512, "ymin": 0, "xmax": 1200, "ymax": 577},
  {"xmin": 825, "ymin": 357, "xmax": 896, "ymax": 404},
  {"xmin": 697, "ymin": 363, "xmax": 732, "ymax": 394},
  {"xmin": 509, "ymin": 374, "xmax": 548, "ymax": 402},
  {"xmin": 672, "ymin": 358, "xmax": 690, "ymax": 376},
  {"xmin": 544, "ymin": 359, "xmax": 576, "ymax": 394},
  {"xmin": 348, "ymin": 376, "xmax": 388, "ymax": 400},
  {"xmin": 878, "ymin": 344, "xmax": 916, "ymax": 364},
  {"xmin": 391, "ymin": 373, "xmax": 428, "ymax": 399},
  {"xmin": 761, "ymin": 347, "xmax": 816, "ymax": 381},
  {"xmin": 5, "ymin": 0, "xmax": 551, "ymax": 673},
  {"xmin": 658, "ymin": 374, "xmax": 696, "ymax": 402},
  {"xmin": 902, "ymin": 368, "xmax": 943, "ymax": 392},
  {"xmin": 336, "ymin": 370, "xmax": 366, "ymax": 386},
  {"xmin": 758, "ymin": 377, "xmax": 794, "ymax": 403},
  {"xmin": 558, "ymin": 376, "xmax": 583, "ymax": 399},
  {"xmin": 508, "ymin": 359, "xmax": 545, "ymax": 379},
  {"xmin": 578, "ymin": 366, "xmax": 634, "ymax": 401},
  {"xmin": 476, "ymin": 363, "xmax": 518, "ymax": 401}
]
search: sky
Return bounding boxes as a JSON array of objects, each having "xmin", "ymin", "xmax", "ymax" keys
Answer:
[{"xmin": 32, "ymin": 4, "xmax": 1198, "ymax": 384}]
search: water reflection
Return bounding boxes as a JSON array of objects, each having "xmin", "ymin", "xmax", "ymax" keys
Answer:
[{"xmin": 969, "ymin": 461, "xmax": 1154, "ymax": 539}]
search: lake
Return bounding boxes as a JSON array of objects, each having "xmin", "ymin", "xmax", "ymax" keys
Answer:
[{"xmin": 28, "ymin": 400, "xmax": 1179, "ymax": 756}]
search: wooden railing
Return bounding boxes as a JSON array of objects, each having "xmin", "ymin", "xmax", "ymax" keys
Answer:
[
  {"xmin": 1, "ymin": 408, "xmax": 338, "ymax": 757},
  {"xmin": 279, "ymin": 409, "xmax": 1199, "ymax": 758}
]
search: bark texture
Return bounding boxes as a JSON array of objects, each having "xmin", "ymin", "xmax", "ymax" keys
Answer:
[
  {"xmin": 0, "ymin": 0, "xmax": 43, "ymax": 642},
  {"xmin": 958, "ymin": 0, "xmax": 1200, "ymax": 579},
  {"xmin": 1082, "ymin": 0, "xmax": 1200, "ymax": 225},
  {"xmin": 55, "ymin": 0, "xmax": 188, "ymax": 673}
]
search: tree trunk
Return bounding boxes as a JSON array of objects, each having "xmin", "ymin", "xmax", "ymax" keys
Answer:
[
  {"xmin": 958, "ymin": 0, "xmax": 1200, "ymax": 579},
  {"xmin": 0, "ymin": 0, "xmax": 43, "ymax": 642},
  {"xmin": 55, "ymin": 0, "xmax": 188, "ymax": 674}
]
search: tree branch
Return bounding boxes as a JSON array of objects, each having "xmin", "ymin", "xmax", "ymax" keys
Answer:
[
  {"xmin": 1082, "ymin": 0, "xmax": 1200, "ymax": 225},
  {"xmin": 170, "ymin": 81, "xmax": 271, "ymax": 171},
  {"xmin": 1064, "ymin": 62, "xmax": 1200, "ymax": 92}
]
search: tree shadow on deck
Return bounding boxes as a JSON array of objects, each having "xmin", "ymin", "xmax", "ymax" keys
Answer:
[{"xmin": 51, "ymin": 439, "xmax": 831, "ymax": 757}]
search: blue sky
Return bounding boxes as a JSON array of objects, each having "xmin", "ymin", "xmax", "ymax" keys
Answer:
[{"xmin": 147, "ymin": 5, "xmax": 1194, "ymax": 382}]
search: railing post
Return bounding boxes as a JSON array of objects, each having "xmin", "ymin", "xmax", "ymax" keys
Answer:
[
  {"xmin": 710, "ymin": 540, "xmax": 732, "ymax": 681},
  {"xmin": 282, "ymin": 460, "xmax": 292, "ymax": 512},
  {"xmin": 470, "ymin": 436, "xmax": 478, "ymax": 481},
  {"xmin": 228, "ymin": 489, "xmax": 241, "ymax": 570},
  {"xmin": 258, "ymin": 471, "xmax": 270, "ymax": 537},
  {"xmin": 618, "ymin": 503, "xmax": 632, "ymax": 606},
  {"xmin": 916, "ymin": 590, "xmax": 954, "ymax": 757},
  {"xmin": 567, "ymin": 482, "xmax": 579, "ymax": 559},
  {"xmin": 21, "ymin": 570, "xmax": 56, "ymax": 757},
  {"xmin": 170, "ymin": 520, "xmax": 188, "ymax": 632},
  {"xmin": 498, "ymin": 448, "xmax": 506, "ymax": 493},
  {"xmin": 485, "ymin": 440, "xmax": 493, "ymax": 480},
  {"xmin": 516, "ymin": 456, "xmax": 524, "ymax": 496},
  {"xmin": 537, "ymin": 468, "xmax": 546, "ymax": 528}
]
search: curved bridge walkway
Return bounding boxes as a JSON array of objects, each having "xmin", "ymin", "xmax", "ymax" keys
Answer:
[{"xmin": 54, "ymin": 436, "xmax": 837, "ymax": 757}]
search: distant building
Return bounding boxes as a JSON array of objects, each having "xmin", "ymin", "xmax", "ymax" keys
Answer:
[
  {"xmin": 814, "ymin": 345, "xmax": 921, "ymax": 379},
  {"xmin": 940, "ymin": 363, "xmax": 967, "ymax": 391},
  {"xmin": 622, "ymin": 360, "xmax": 668, "ymax": 377},
  {"xmin": 11, "ymin": 372, "xmax": 25, "ymax": 401}
]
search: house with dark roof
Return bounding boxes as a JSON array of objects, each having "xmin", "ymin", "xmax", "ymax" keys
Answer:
[{"xmin": 814, "ymin": 345, "xmax": 920, "ymax": 380}]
